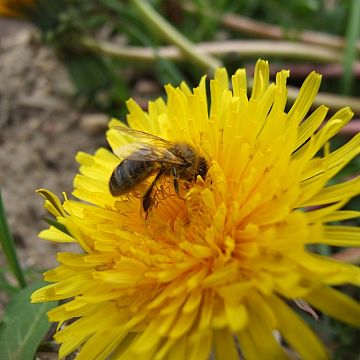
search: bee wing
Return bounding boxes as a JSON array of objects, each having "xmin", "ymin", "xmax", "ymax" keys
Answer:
[
  {"xmin": 113, "ymin": 126, "xmax": 173, "ymax": 147},
  {"xmin": 114, "ymin": 142, "xmax": 185, "ymax": 164}
]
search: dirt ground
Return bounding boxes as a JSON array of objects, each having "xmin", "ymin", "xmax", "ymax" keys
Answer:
[{"xmin": 0, "ymin": 19, "xmax": 108, "ymax": 272}]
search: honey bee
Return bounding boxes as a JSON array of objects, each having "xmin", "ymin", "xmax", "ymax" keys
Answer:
[{"xmin": 109, "ymin": 127, "xmax": 208, "ymax": 217}]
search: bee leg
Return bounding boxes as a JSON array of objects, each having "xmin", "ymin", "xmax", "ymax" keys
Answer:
[
  {"xmin": 173, "ymin": 178, "xmax": 180, "ymax": 196},
  {"xmin": 171, "ymin": 167, "xmax": 182, "ymax": 198},
  {"xmin": 142, "ymin": 168, "xmax": 165, "ymax": 216}
]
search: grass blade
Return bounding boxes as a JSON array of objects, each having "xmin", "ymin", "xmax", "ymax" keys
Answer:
[{"xmin": 341, "ymin": 0, "xmax": 360, "ymax": 94}]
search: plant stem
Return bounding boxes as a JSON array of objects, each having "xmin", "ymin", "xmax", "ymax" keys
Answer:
[
  {"xmin": 338, "ymin": 119, "xmax": 360, "ymax": 136},
  {"xmin": 332, "ymin": 248, "xmax": 360, "ymax": 264},
  {"xmin": 341, "ymin": 0, "xmax": 360, "ymax": 94},
  {"xmin": 0, "ymin": 190, "xmax": 27, "ymax": 288},
  {"xmin": 130, "ymin": 0, "xmax": 221, "ymax": 73},
  {"xmin": 183, "ymin": 3, "xmax": 360, "ymax": 54},
  {"xmin": 79, "ymin": 37, "xmax": 360, "ymax": 114},
  {"xmin": 264, "ymin": 63, "xmax": 360, "ymax": 79},
  {"xmin": 80, "ymin": 37, "xmax": 345, "ymax": 64}
]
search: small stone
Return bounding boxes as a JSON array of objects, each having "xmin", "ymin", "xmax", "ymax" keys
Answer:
[
  {"xmin": 133, "ymin": 79, "xmax": 160, "ymax": 95},
  {"xmin": 80, "ymin": 113, "xmax": 109, "ymax": 136}
]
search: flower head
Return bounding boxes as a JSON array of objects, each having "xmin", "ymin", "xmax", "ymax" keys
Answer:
[
  {"xmin": 32, "ymin": 60, "xmax": 360, "ymax": 359},
  {"xmin": 0, "ymin": 0, "xmax": 34, "ymax": 18}
]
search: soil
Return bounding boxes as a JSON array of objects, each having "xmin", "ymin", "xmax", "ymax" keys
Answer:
[
  {"xmin": 0, "ymin": 19, "xmax": 162, "ymax": 359},
  {"xmin": 0, "ymin": 19, "xmax": 108, "ymax": 272}
]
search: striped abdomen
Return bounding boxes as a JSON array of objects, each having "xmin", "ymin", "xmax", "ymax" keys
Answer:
[{"xmin": 109, "ymin": 159, "xmax": 157, "ymax": 196}]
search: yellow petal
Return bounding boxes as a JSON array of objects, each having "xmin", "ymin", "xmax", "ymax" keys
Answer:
[
  {"xmin": 39, "ymin": 227, "xmax": 75, "ymax": 243},
  {"xmin": 321, "ymin": 226, "xmax": 360, "ymax": 246},
  {"xmin": 76, "ymin": 330, "xmax": 127, "ymax": 360},
  {"xmin": 321, "ymin": 210, "xmax": 360, "ymax": 222},
  {"xmin": 296, "ymin": 105, "xmax": 328, "ymax": 149},
  {"xmin": 237, "ymin": 301, "xmax": 288, "ymax": 360},
  {"xmin": 300, "ymin": 176, "xmax": 360, "ymax": 207},
  {"xmin": 213, "ymin": 327, "xmax": 239, "ymax": 360},
  {"xmin": 224, "ymin": 302, "xmax": 248, "ymax": 332},
  {"xmin": 305, "ymin": 285, "xmax": 360, "ymax": 328},
  {"xmin": 251, "ymin": 59, "xmax": 269, "ymax": 100},
  {"xmin": 37, "ymin": 189, "xmax": 66, "ymax": 217},
  {"xmin": 268, "ymin": 294, "xmax": 329, "ymax": 360},
  {"xmin": 188, "ymin": 331, "xmax": 212, "ymax": 360}
]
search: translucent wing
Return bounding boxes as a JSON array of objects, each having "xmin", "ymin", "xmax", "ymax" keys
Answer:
[
  {"xmin": 113, "ymin": 126, "xmax": 173, "ymax": 146},
  {"xmin": 114, "ymin": 142, "xmax": 185, "ymax": 164},
  {"xmin": 112, "ymin": 126, "xmax": 185, "ymax": 164}
]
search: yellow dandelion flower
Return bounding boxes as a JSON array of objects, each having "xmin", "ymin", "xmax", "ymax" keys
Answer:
[
  {"xmin": 32, "ymin": 60, "xmax": 360, "ymax": 360},
  {"xmin": 0, "ymin": 0, "xmax": 34, "ymax": 18}
]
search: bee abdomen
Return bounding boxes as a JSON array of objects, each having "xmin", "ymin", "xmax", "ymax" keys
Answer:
[{"xmin": 109, "ymin": 159, "xmax": 155, "ymax": 196}]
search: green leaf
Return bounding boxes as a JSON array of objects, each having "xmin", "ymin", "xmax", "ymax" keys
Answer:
[
  {"xmin": 25, "ymin": 0, "xmax": 65, "ymax": 32},
  {"xmin": 0, "ymin": 268, "xmax": 19, "ymax": 295},
  {"xmin": 44, "ymin": 217, "xmax": 71, "ymax": 236},
  {"xmin": 0, "ymin": 281, "xmax": 58, "ymax": 360},
  {"xmin": 0, "ymin": 189, "xmax": 26, "ymax": 288}
]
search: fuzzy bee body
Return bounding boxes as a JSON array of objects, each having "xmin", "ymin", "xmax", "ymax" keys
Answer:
[
  {"xmin": 109, "ymin": 127, "xmax": 208, "ymax": 216},
  {"xmin": 109, "ymin": 159, "xmax": 158, "ymax": 196}
]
